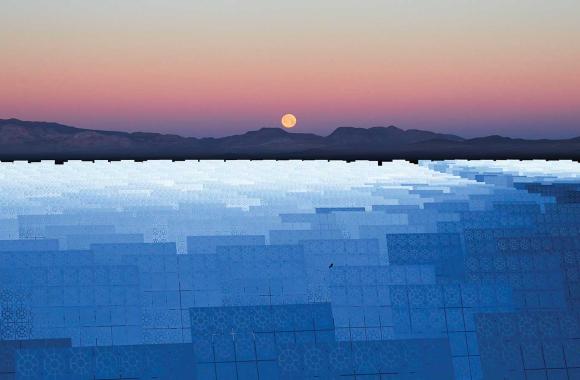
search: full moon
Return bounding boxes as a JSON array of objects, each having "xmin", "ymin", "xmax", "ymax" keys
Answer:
[{"xmin": 281, "ymin": 114, "xmax": 297, "ymax": 129}]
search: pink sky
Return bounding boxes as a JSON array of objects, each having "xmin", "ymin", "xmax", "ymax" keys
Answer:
[{"xmin": 1, "ymin": 0, "xmax": 579, "ymax": 137}]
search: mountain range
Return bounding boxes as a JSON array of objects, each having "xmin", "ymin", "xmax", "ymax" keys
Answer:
[{"xmin": 1, "ymin": 118, "xmax": 578, "ymax": 160}]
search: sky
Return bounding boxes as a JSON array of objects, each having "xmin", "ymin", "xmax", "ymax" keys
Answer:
[{"xmin": 1, "ymin": 0, "xmax": 579, "ymax": 138}]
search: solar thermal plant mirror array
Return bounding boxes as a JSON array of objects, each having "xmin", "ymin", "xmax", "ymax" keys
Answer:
[{"xmin": 0, "ymin": 160, "xmax": 579, "ymax": 379}]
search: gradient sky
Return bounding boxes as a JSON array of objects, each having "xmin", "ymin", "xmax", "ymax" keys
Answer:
[{"xmin": 1, "ymin": 0, "xmax": 579, "ymax": 138}]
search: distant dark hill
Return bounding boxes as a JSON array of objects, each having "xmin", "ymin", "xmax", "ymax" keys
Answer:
[
  {"xmin": 214, "ymin": 128, "xmax": 326, "ymax": 153},
  {"xmin": 0, "ymin": 118, "xmax": 210, "ymax": 157},
  {"xmin": 0, "ymin": 118, "xmax": 578, "ymax": 160},
  {"xmin": 326, "ymin": 126, "xmax": 464, "ymax": 149}
]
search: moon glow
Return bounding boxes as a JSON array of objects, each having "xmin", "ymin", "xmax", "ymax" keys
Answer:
[{"xmin": 281, "ymin": 114, "xmax": 297, "ymax": 129}]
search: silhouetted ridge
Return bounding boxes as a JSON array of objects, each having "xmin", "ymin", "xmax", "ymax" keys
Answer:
[
  {"xmin": 0, "ymin": 118, "xmax": 578, "ymax": 160},
  {"xmin": 327, "ymin": 126, "xmax": 463, "ymax": 147},
  {"xmin": 467, "ymin": 135, "xmax": 517, "ymax": 143}
]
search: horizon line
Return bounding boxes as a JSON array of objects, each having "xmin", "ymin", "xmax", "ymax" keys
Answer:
[{"xmin": 2, "ymin": 117, "xmax": 579, "ymax": 142}]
